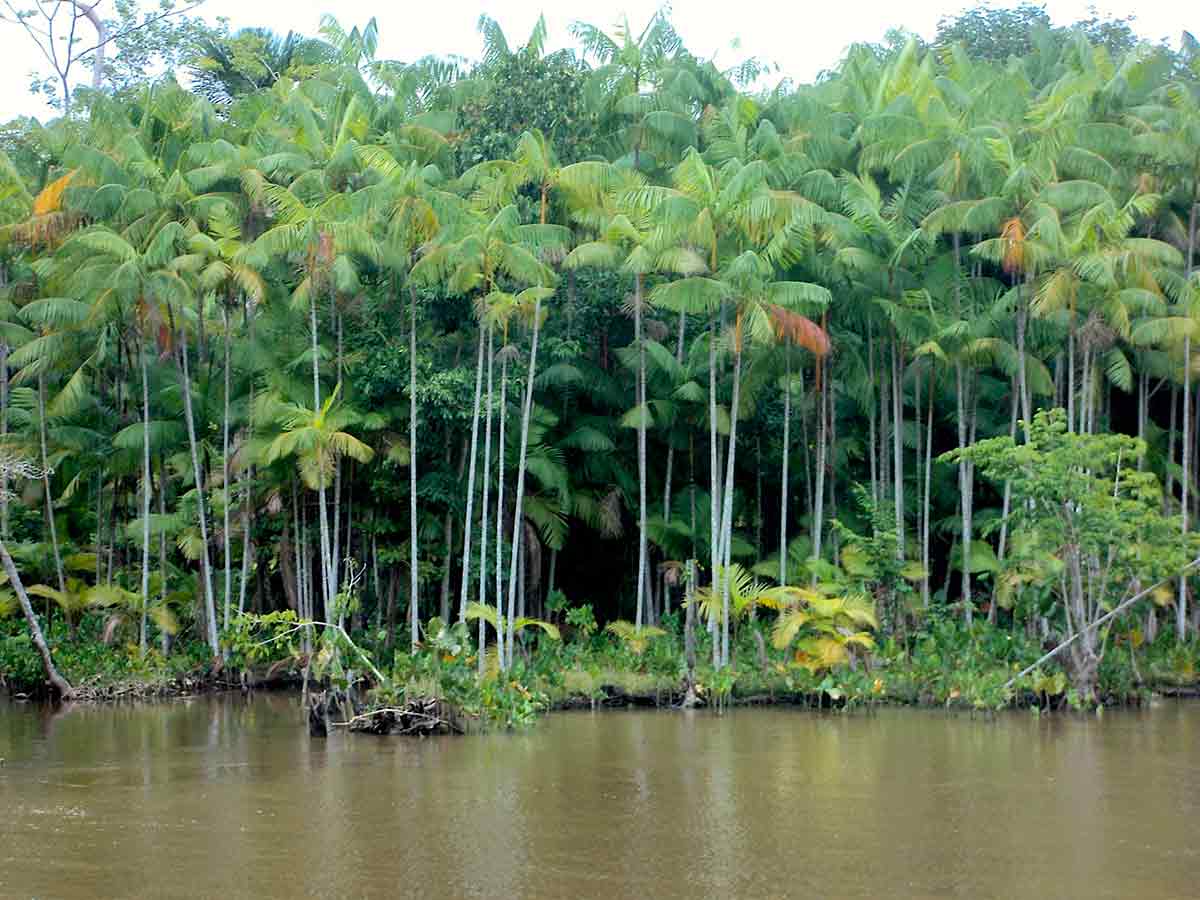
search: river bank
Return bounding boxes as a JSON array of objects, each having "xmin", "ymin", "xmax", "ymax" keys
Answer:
[
  {"xmin": 5, "ymin": 612, "xmax": 1200, "ymax": 715},
  {"xmin": 5, "ymin": 659, "xmax": 1197, "ymax": 714}
]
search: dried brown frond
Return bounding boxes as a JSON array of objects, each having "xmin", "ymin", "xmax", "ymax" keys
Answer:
[{"xmin": 768, "ymin": 305, "xmax": 831, "ymax": 356}]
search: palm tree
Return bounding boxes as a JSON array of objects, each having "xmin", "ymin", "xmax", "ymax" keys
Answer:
[
  {"xmin": 570, "ymin": 11, "xmax": 695, "ymax": 170},
  {"xmin": 250, "ymin": 168, "xmax": 380, "ymax": 620},
  {"xmin": 658, "ymin": 250, "xmax": 829, "ymax": 666},
  {"xmin": 412, "ymin": 202, "xmax": 561, "ymax": 665},
  {"xmin": 261, "ymin": 386, "xmax": 375, "ymax": 563},
  {"xmin": 174, "ymin": 210, "xmax": 266, "ymax": 633},
  {"xmin": 564, "ymin": 166, "xmax": 701, "ymax": 628}
]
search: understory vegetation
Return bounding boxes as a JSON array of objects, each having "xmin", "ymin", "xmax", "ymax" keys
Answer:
[{"xmin": 3, "ymin": 4, "xmax": 1200, "ymax": 719}]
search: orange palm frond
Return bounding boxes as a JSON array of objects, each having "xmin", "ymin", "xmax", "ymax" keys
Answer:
[
  {"xmin": 32, "ymin": 170, "xmax": 76, "ymax": 216},
  {"xmin": 769, "ymin": 305, "xmax": 831, "ymax": 356},
  {"xmin": 1000, "ymin": 216, "xmax": 1026, "ymax": 275}
]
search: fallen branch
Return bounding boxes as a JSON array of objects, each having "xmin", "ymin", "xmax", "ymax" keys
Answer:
[
  {"xmin": 248, "ymin": 619, "xmax": 389, "ymax": 687},
  {"xmin": 1004, "ymin": 554, "xmax": 1200, "ymax": 691}
]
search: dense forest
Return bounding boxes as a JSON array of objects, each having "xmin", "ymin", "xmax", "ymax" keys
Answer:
[{"xmin": 2, "ymin": 2, "xmax": 1200, "ymax": 714}]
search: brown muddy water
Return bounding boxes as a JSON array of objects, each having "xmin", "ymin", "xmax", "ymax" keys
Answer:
[{"xmin": 1, "ymin": 694, "xmax": 1197, "ymax": 899}]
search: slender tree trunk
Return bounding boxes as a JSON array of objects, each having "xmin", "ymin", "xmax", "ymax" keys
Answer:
[
  {"xmin": 635, "ymin": 274, "xmax": 648, "ymax": 629},
  {"xmin": 867, "ymin": 322, "xmax": 878, "ymax": 508},
  {"xmin": 308, "ymin": 291, "xmax": 334, "ymax": 617},
  {"xmin": 892, "ymin": 333, "xmax": 904, "ymax": 559},
  {"xmin": 384, "ymin": 568, "xmax": 398, "ymax": 652},
  {"xmin": 409, "ymin": 287, "xmax": 420, "ymax": 651},
  {"xmin": 659, "ymin": 311, "xmax": 687, "ymax": 613},
  {"xmin": 812, "ymin": 355, "xmax": 828, "ymax": 564},
  {"xmin": 506, "ymin": 298, "xmax": 543, "ymax": 665},
  {"xmin": 222, "ymin": 306, "xmax": 232, "ymax": 633},
  {"xmin": 495, "ymin": 353, "xmax": 509, "ymax": 669},
  {"xmin": 238, "ymin": 298, "xmax": 257, "ymax": 619},
  {"xmin": 1067, "ymin": 317, "xmax": 1076, "ymax": 432},
  {"xmin": 780, "ymin": 347, "xmax": 792, "ymax": 585},
  {"xmin": 922, "ymin": 366, "xmax": 934, "ymax": 606},
  {"xmin": 956, "ymin": 360, "xmax": 972, "ymax": 624},
  {"xmin": 1167, "ymin": 385, "xmax": 1179, "ymax": 514},
  {"xmin": 718, "ymin": 343, "xmax": 743, "ymax": 668},
  {"xmin": 1, "ymin": 342, "xmax": 9, "ymax": 538},
  {"xmin": 708, "ymin": 316, "xmax": 721, "ymax": 666},
  {"xmin": 996, "ymin": 379, "xmax": 1019, "ymax": 607},
  {"xmin": 798, "ymin": 366, "xmax": 813, "ymax": 517},
  {"xmin": 37, "ymin": 375, "xmax": 65, "ymax": 595},
  {"xmin": 439, "ymin": 513, "xmax": 454, "ymax": 623},
  {"xmin": 139, "ymin": 346, "xmax": 152, "ymax": 656},
  {"xmin": 158, "ymin": 455, "xmax": 169, "ymax": 656},
  {"xmin": 1137, "ymin": 369, "xmax": 1147, "ymax": 472},
  {"xmin": 879, "ymin": 338, "xmax": 890, "ymax": 502},
  {"xmin": 178, "ymin": 329, "xmax": 219, "ymax": 655},
  {"xmin": 683, "ymin": 558, "xmax": 697, "ymax": 703},
  {"xmin": 332, "ymin": 311, "xmax": 344, "ymax": 600},
  {"xmin": 1179, "ymin": 198, "xmax": 1198, "ymax": 640},
  {"xmin": 478, "ymin": 328, "xmax": 494, "ymax": 674},
  {"xmin": 291, "ymin": 477, "xmax": 305, "ymax": 649},
  {"xmin": 459, "ymin": 325, "xmax": 487, "ymax": 620},
  {"xmin": 1017, "ymin": 279, "xmax": 1031, "ymax": 438},
  {"xmin": 238, "ymin": 480, "xmax": 252, "ymax": 618},
  {"xmin": 2, "ymin": 538, "xmax": 72, "ymax": 698}
]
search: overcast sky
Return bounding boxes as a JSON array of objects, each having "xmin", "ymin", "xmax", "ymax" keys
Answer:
[{"xmin": 0, "ymin": 0, "xmax": 1191, "ymax": 119}]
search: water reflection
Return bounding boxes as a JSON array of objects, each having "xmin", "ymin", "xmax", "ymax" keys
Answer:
[{"xmin": 1, "ymin": 697, "xmax": 1198, "ymax": 898}]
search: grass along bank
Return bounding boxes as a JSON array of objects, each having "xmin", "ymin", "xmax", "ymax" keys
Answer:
[{"xmin": 5, "ymin": 602, "xmax": 1199, "ymax": 720}]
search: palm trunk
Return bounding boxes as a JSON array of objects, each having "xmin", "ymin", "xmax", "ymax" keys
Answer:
[
  {"xmin": 1067, "ymin": 316, "xmax": 1076, "ymax": 432},
  {"xmin": 458, "ymin": 324, "xmax": 487, "ymax": 621},
  {"xmin": 237, "ymin": 298, "xmax": 256, "ymax": 619},
  {"xmin": 812, "ymin": 355, "xmax": 827, "ymax": 564},
  {"xmin": 921, "ymin": 365, "xmax": 934, "ymax": 606},
  {"xmin": 478, "ymin": 327, "xmax": 495, "ymax": 675},
  {"xmin": 178, "ymin": 329, "xmax": 219, "ymax": 655},
  {"xmin": 291, "ymin": 477, "xmax": 306, "ymax": 649},
  {"xmin": 495, "ymin": 352, "xmax": 509, "ymax": 669},
  {"xmin": 139, "ymin": 346, "xmax": 152, "ymax": 656},
  {"xmin": 409, "ymin": 287, "xmax": 420, "ymax": 651},
  {"xmin": 879, "ymin": 346, "xmax": 890, "ymax": 501},
  {"xmin": 158, "ymin": 455, "xmax": 170, "ymax": 656},
  {"xmin": 439, "ymin": 513, "xmax": 454, "ymax": 623},
  {"xmin": 332, "ymin": 312, "xmax": 344, "ymax": 602},
  {"xmin": 1167, "ymin": 385, "xmax": 1179, "ymax": 514},
  {"xmin": 1, "ymin": 342, "xmax": 9, "ymax": 538},
  {"xmin": 37, "ymin": 375, "xmax": 65, "ymax": 595},
  {"xmin": 1016, "ymin": 278, "xmax": 1031, "ymax": 439},
  {"xmin": 308, "ymin": 291, "xmax": 334, "ymax": 617},
  {"xmin": 718, "ymin": 342, "xmax": 743, "ymax": 668},
  {"xmin": 892, "ymin": 333, "xmax": 904, "ymax": 559},
  {"xmin": 780, "ymin": 346, "xmax": 792, "ymax": 585},
  {"xmin": 238, "ymin": 479, "xmax": 252, "ymax": 618},
  {"xmin": 997, "ymin": 379, "xmax": 1018, "ymax": 570},
  {"xmin": 956, "ymin": 360, "xmax": 972, "ymax": 624},
  {"xmin": 222, "ymin": 306, "xmax": 232, "ymax": 633},
  {"xmin": 635, "ymin": 274, "xmax": 648, "ymax": 629},
  {"xmin": 1180, "ymin": 198, "xmax": 1197, "ymax": 641},
  {"xmin": 660, "ymin": 311, "xmax": 687, "ymax": 603},
  {"xmin": 506, "ymin": 297, "xmax": 543, "ymax": 665},
  {"xmin": 708, "ymin": 316, "xmax": 721, "ymax": 666},
  {"xmin": 2, "ymin": 538, "xmax": 72, "ymax": 698}
]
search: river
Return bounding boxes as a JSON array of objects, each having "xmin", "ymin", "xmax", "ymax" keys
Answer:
[{"xmin": 1, "ymin": 695, "xmax": 1197, "ymax": 899}]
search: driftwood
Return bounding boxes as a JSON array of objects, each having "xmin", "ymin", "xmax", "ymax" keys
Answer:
[{"xmin": 333, "ymin": 697, "xmax": 466, "ymax": 736}]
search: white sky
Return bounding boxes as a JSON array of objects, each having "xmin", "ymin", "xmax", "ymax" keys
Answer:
[{"xmin": 0, "ymin": 0, "xmax": 1192, "ymax": 120}]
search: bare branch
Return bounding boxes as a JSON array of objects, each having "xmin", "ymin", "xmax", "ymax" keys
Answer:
[{"xmin": 72, "ymin": 0, "xmax": 207, "ymax": 60}]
